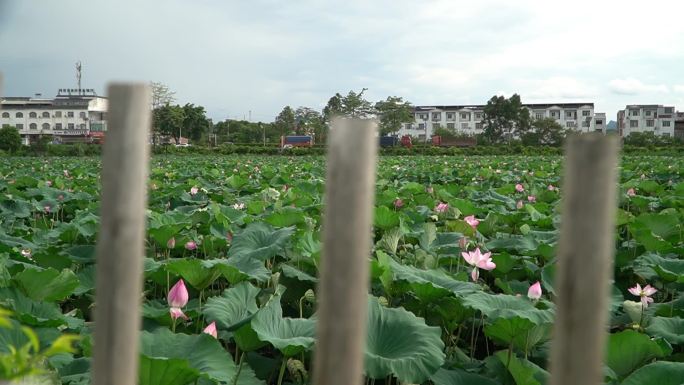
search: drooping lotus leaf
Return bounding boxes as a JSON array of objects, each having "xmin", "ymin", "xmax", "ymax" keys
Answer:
[
  {"xmin": 621, "ymin": 361, "xmax": 684, "ymax": 385},
  {"xmin": 139, "ymin": 356, "xmax": 200, "ymax": 385},
  {"xmin": 140, "ymin": 328, "xmax": 262, "ymax": 385},
  {"xmin": 645, "ymin": 316, "xmax": 684, "ymax": 345},
  {"xmin": 13, "ymin": 267, "xmax": 79, "ymax": 301},
  {"xmin": 494, "ymin": 350, "xmax": 549, "ymax": 385},
  {"xmin": 389, "ymin": 258, "xmax": 480, "ymax": 299},
  {"xmin": 462, "ymin": 292, "xmax": 554, "ymax": 325},
  {"xmin": 279, "ymin": 264, "xmax": 317, "ymax": 283},
  {"xmin": 606, "ymin": 330, "xmax": 668, "ymax": 379},
  {"xmin": 0, "ymin": 287, "xmax": 66, "ymax": 327},
  {"xmin": 364, "ymin": 296, "xmax": 445, "ymax": 383},
  {"xmin": 209, "ymin": 258, "xmax": 270, "ymax": 284},
  {"xmin": 484, "ymin": 317, "xmax": 551, "ymax": 351},
  {"xmin": 228, "ymin": 222, "xmax": 294, "ymax": 262},
  {"xmin": 250, "ymin": 295, "xmax": 315, "ymax": 357},
  {"xmin": 166, "ymin": 258, "xmax": 222, "ymax": 290},
  {"xmin": 430, "ymin": 368, "xmax": 499, "ymax": 385},
  {"xmin": 203, "ymin": 281, "xmax": 261, "ymax": 331}
]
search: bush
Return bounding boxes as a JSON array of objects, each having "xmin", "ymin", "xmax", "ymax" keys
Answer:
[{"xmin": 0, "ymin": 126, "xmax": 22, "ymax": 154}]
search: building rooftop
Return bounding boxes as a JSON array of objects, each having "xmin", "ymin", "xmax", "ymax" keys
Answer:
[{"xmin": 413, "ymin": 102, "xmax": 595, "ymax": 111}]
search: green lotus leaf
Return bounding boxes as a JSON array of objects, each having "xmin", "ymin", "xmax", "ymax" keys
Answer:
[
  {"xmin": 13, "ymin": 267, "xmax": 79, "ymax": 301},
  {"xmin": 364, "ymin": 296, "xmax": 445, "ymax": 383},
  {"xmin": 203, "ymin": 281, "xmax": 261, "ymax": 331},
  {"xmin": 139, "ymin": 356, "xmax": 200, "ymax": 385},
  {"xmin": 431, "ymin": 368, "xmax": 499, "ymax": 385},
  {"xmin": 494, "ymin": 350, "xmax": 549, "ymax": 385},
  {"xmin": 250, "ymin": 295, "xmax": 315, "ymax": 357},
  {"xmin": 228, "ymin": 222, "xmax": 294, "ymax": 262},
  {"xmin": 462, "ymin": 292, "xmax": 554, "ymax": 325},
  {"xmin": 645, "ymin": 316, "xmax": 684, "ymax": 345},
  {"xmin": 374, "ymin": 205, "xmax": 400, "ymax": 230},
  {"xmin": 621, "ymin": 361, "xmax": 684, "ymax": 385},
  {"xmin": 166, "ymin": 258, "xmax": 222, "ymax": 290},
  {"xmin": 0, "ymin": 287, "xmax": 66, "ymax": 327},
  {"xmin": 389, "ymin": 258, "xmax": 480, "ymax": 299},
  {"xmin": 606, "ymin": 330, "xmax": 668, "ymax": 379}
]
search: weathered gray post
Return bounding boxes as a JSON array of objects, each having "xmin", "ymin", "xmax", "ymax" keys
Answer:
[
  {"xmin": 312, "ymin": 117, "xmax": 378, "ymax": 385},
  {"xmin": 92, "ymin": 84, "xmax": 151, "ymax": 385},
  {"xmin": 549, "ymin": 134, "xmax": 620, "ymax": 385}
]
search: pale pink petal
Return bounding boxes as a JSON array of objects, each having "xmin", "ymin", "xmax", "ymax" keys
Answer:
[
  {"xmin": 642, "ymin": 285, "xmax": 658, "ymax": 296},
  {"xmin": 169, "ymin": 307, "xmax": 188, "ymax": 320},
  {"xmin": 471, "ymin": 268, "xmax": 479, "ymax": 282},
  {"xmin": 203, "ymin": 321, "xmax": 218, "ymax": 338},
  {"xmin": 479, "ymin": 260, "xmax": 496, "ymax": 271},
  {"xmin": 527, "ymin": 281, "xmax": 542, "ymax": 300},
  {"xmin": 628, "ymin": 284, "xmax": 642, "ymax": 297},
  {"xmin": 461, "ymin": 251, "xmax": 476, "ymax": 266},
  {"xmin": 641, "ymin": 296, "xmax": 650, "ymax": 308}
]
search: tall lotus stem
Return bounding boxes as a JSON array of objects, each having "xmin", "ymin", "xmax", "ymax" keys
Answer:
[{"xmin": 277, "ymin": 357, "xmax": 288, "ymax": 385}]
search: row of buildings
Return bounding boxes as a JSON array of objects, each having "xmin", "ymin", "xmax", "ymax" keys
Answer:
[
  {"xmin": 397, "ymin": 103, "xmax": 683, "ymax": 140},
  {"xmin": 1, "ymin": 91, "xmax": 683, "ymax": 144}
]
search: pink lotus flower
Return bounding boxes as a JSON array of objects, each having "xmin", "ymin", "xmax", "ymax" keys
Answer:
[
  {"xmin": 435, "ymin": 202, "xmax": 449, "ymax": 213},
  {"xmin": 461, "ymin": 248, "xmax": 496, "ymax": 281},
  {"xmin": 169, "ymin": 307, "xmax": 188, "ymax": 320},
  {"xmin": 167, "ymin": 237, "xmax": 176, "ymax": 249},
  {"xmin": 528, "ymin": 281, "xmax": 542, "ymax": 300},
  {"xmin": 46, "ymin": 180, "xmax": 52, "ymax": 187},
  {"xmin": 459, "ymin": 237, "xmax": 468, "ymax": 249},
  {"xmin": 233, "ymin": 202, "xmax": 245, "ymax": 210},
  {"xmin": 203, "ymin": 322, "xmax": 218, "ymax": 338},
  {"xmin": 627, "ymin": 188, "xmax": 636, "ymax": 197},
  {"xmin": 516, "ymin": 200, "xmax": 524, "ymax": 210},
  {"xmin": 168, "ymin": 279, "xmax": 189, "ymax": 308},
  {"xmin": 515, "ymin": 183, "xmax": 524, "ymax": 192},
  {"xmin": 185, "ymin": 241, "xmax": 197, "ymax": 251},
  {"xmin": 628, "ymin": 283, "xmax": 657, "ymax": 307},
  {"xmin": 547, "ymin": 184, "xmax": 556, "ymax": 191},
  {"xmin": 394, "ymin": 198, "xmax": 404, "ymax": 209},
  {"xmin": 527, "ymin": 195, "xmax": 536, "ymax": 203},
  {"xmin": 190, "ymin": 186, "xmax": 199, "ymax": 195},
  {"xmin": 464, "ymin": 215, "xmax": 479, "ymax": 229}
]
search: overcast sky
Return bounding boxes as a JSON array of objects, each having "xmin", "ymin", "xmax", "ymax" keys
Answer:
[{"xmin": 1, "ymin": 0, "xmax": 683, "ymax": 122}]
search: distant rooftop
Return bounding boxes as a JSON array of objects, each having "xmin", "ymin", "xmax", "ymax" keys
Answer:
[{"xmin": 414, "ymin": 102, "xmax": 595, "ymax": 111}]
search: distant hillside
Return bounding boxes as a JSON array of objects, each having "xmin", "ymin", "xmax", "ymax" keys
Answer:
[{"xmin": 607, "ymin": 120, "xmax": 617, "ymax": 130}]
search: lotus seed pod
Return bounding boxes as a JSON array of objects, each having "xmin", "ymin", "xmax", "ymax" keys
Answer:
[
  {"xmin": 287, "ymin": 358, "xmax": 308, "ymax": 383},
  {"xmin": 378, "ymin": 296, "xmax": 389, "ymax": 307},
  {"xmin": 304, "ymin": 289, "xmax": 315, "ymax": 303}
]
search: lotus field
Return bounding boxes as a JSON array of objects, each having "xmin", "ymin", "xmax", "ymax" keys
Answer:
[{"xmin": 1, "ymin": 154, "xmax": 683, "ymax": 385}]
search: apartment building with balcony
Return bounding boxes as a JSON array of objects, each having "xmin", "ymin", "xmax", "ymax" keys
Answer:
[
  {"xmin": 675, "ymin": 111, "xmax": 684, "ymax": 139},
  {"xmin": 0, "ymin": 88, "xmax": 107, "ymax": 145},
  {"xmin": 398, "ymin": 102, "xmax": 600, "ymax": 140},
  {"xmin": 617, "ymin": 105, "xmax": 675, "ymax": 137}
]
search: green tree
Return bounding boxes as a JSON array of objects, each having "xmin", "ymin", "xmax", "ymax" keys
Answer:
[
  {"xmin": 153, "ymin": 104, "xmax": 185, "ymax": 144},
  {"xmin": 375, "ymin": 96, "xmax": 413, "ymax": 135},
  {"xmin": 482, "ymin": 94, "xmax": 531, "ymax": 143},
  {"xmin": 0, "ymin": 126, "xmax": 22, "ymax": 154},
  {"xmin": 181, "ymin": 103, "xmax": 210, "ymax": 142},
  {"xmin": 530, "ymin": 117, "xmax": 566, "ymax": 146},
  {"xmin": 323, "ymin": 89, "xmax": 374, "ymax": 120},
  {"xmin": 275, "ymin": 106, "xmax": 296, "ymax": 137},
  {"xmin": 150, "ymin": 81, "xmax": 176, "ymax": 110}
]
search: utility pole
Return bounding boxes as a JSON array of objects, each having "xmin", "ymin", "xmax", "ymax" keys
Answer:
[{"xmin": 249, "ymin": 110, "xmax": 252, "ymax": 121}]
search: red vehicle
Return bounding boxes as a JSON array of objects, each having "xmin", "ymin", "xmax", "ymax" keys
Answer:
[
  {"xmin": 400, "ymin": 135, "xmax": 413, "ymax": 149},
  {"xmin": 87, "ymin": 131, "xmax": 105, "ymax": 144},
  {"xmin": 280, "ymin": 135, "xmax": 313, "ymax": 148},
  {"xmin": 431, "ymin": 135, "xmax": 476, "ymax": 148}
]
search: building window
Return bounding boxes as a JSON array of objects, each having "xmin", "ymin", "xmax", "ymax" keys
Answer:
[
  {"xmin": 79, "ymin": 112, "xmax": 87, "ymax": 119},
  {"xmin": 55, "ymin": 123, "xmax": 63, "ymax": 130},
  {"xmin": 566, "ymin": 121, "xmax": 576, "ymax": 128},
  {"xmin": 29, "ymin": 112, "xmax": 37, "ymax": 118},
  {"xmin": 42, "ymin": 111, "xmax": 50, "ymax": 118},
  {"xmin": 596, "ymin": 119, "xmax": 603, "ymax": 125},
  {"xmin": 535, "ymin": 113, "xmax": 543, "ymax": 120},
  {"xmin": 630, "ymin": 110, "xmax": 639, "ymax": 116},
  {"xmin": 16, "ymin": 112, "xmax": 23, "ymax": 118},
  {"xmin": 663, "ymin": 132, "xmax": 671, "ymax": 137},
  {"xmin": 582, "ymin": 121, "xmax": 590, "ymax": 127},
  {"xmin": 582, "ymin": 110, "xmax": 590, "ymax": 117},
  {"xmin": 1, "ymin": 124, "xmax": 8, "ymax": 128},
  {"xmin": 418, "ymin": 123, "xmax": 425, "ymax": 130},
  {"xmin": 665, "ymin": 107, "xmax": 674, "ymax": 113},
  {"xmin": 16, "ymin": 124, "xmax": 23, "ymax": 130},
  {"xmin": 461, "ymin": 123, "xmax": 469, "ymax": 129},
  {"xmin": 80, "ymin": 124, "xmax": 86, "ymax": 130},
  {"xmin": 566, "ymin": 111, "xmax": 576, "ymax": 119},
  {"xmin": 630, "ymin": 120, "xmax": 638, "ymax": 128},
  {"xmin": 460, "ymin": 113, "xmax": 469, "ymax": 120},
  {"xmin": 475, "ymin": 113, "xmax": 482, "ymax": 120},
  {"xmin": 42, "ymin": 123, "xmax": 50, "ymax": 131},
  {"xmin": 662, "ymin": 121, "xmax": 671, "ymax": 127},
  {"xmin": 475, "ymin": 122, "xmax": 483, "ymax": 130},
  {"xmin": 55, "ymin": 111, "xmax": 62, "ymax": 118},
  {"xmin": 446, "ymin": 113, "xmax": 455, "ymax": 120},
  {"xmin": 68, "ymin": 123, "xmax": 75, "ymax": 130},
  {"xmin": 433, "ymin": 123, "xmax": 441, "ymax": 129},
  {"xmin": 447, "ymin": 123, "xmax": 455, "ymax": 129},
  {"xmin": 431, "ymin": 112, "xmax": 441, "ymax": 121},
  {"xmin": 1, "ymin": 112, "xmax": 9, "ymax": 118},
  {"xmin": 67, "ymin": 112, "xmax": 74, "ymax": 118},
  {"xmin": 646, "ymin": 120, "xmax": 654, "ymax": 127},
  {"xmin": 30, "ymin": 123, "xmax": 37, "ymax": 130},
  {"xmin": 550, "ymin": 110, "xmax": 560, "ymax": 119},
  {"xmin": 645, "ymin": 110, "xmax": 652, "ymax": 116}
]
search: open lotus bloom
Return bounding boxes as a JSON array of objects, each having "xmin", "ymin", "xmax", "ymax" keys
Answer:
[
  {"xmin": 461, "ymin": 248, "xmax": 496, "ymax": 281},
  {"xmin": 185, "ymin": 241, "xmax": 197, "ymax": 250},
  {"xmin": 435, "ymin": 202, "xmax": 449, "ymax": 213},
  {"xmin": 203, "ymin": 321, "xmax": 218, "ymax": 338},
  {"xmin": 628, "ymin": 283, "xmax": 657, "ymax": 307},
  {"xmin": 190, "ymin": 186, "xmax": 199, "ymax": 195},
  {"xmin": 527, "ymin": 281, "xmax": 542, "ymax": 300},
  {"xmin": 168, "ymin": 279, "xmax": 189, "ymax": 308},
  {"xmin": 464, "ymin": 215, "xmax": 479, "ymax": 228},
  {"xmin": 515, "ymin": 183, "xmax": 524, "ymax": 192}
]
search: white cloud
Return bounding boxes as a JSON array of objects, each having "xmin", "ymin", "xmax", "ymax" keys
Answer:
[
  {"xmin": 608, "ymin": 78, "xmax": 669, "ymax": 95},
  {"xmin": 519, "ymin": 77, "xmax": 599, "ymax": 100},
  {"xmin": 674, "ymin": 85, "xmax": 684, "ymax": 93}
]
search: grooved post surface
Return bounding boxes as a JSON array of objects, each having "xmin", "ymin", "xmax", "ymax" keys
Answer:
[
  {"xmin": 92, "ymin": 84, "xmax": 151, "ymax": 385},
  {"xmin": 312, "ymin": 118, "xmax": 378, "ymax": 385},
  {"xmin": 549, "ymin": 134, "xmax": 619, "ymax": 385}
]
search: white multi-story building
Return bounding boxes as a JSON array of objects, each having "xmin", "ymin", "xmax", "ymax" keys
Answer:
[
  {"xmin": 398, "ymin": 103, "xmax": 601, "ymax": 140},
  {"xmin": 617, "ymin": 105, "xmax": 676, "ymax": 137},
  {"xmin": 0, "ymin": 88, "xmax": 108, "ymax": 145},
  {"xmin": 594, "ymin": 112, "xmax": 606, "ymax": 133}
]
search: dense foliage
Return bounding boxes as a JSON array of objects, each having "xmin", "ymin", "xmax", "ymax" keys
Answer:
[{"xmin": 0, "ymin": 155, "xmax": 682, "ymax": 384}]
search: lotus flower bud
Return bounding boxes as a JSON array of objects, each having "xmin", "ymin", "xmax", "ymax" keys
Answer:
[
  {"xmin": 167, "ymin": 237, "xmax": 176, "ymax": 249},
  {"xmin": 167, "ymin": 279, "xmax": 189, "ymax": 308},
  {"xmin": 203, "ymin": 321, "xmax": 218, "ymax": 338}
]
